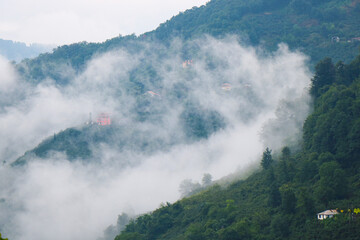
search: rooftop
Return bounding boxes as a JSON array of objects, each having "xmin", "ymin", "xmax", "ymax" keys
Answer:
[{"xmin": 317, "ymin": 210, "xmax": 338, "ymax": 215}]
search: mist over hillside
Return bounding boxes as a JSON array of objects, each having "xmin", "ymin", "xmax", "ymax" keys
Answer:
[
  {"xmin": 1, "ymin": 0, "xmax": 360, "ymax": 239},
  {"xmin": 0, "ymin": 36, "xmax": 311, "ymax": 240},
  {"xmin": 14, "ymin": 0, "xmax": 360, "ymax": 86}
]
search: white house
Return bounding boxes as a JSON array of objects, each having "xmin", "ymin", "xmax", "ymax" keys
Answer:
[{"xmin": 317, "ymin": 209, "xmax": 339, "ymax": 220}]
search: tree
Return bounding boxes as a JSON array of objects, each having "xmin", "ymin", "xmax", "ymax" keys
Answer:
[
  {"xmin": 268, "ymin": 183, "xmax": 282, "ymax": 208},
  {"xmin": 270, "ymin": 214, "xmax": 289, "ymax": 238},
  {"xmin": 315, "ymin": 161, "xmax": 347, "ymax": 205},
  {"xmin": 267, "ymin": 168, "xmax": 281, "ymax": 207},
  {"xmin": 289, "ymin": 0, "xmax": 312, "ymax": 14},
  {"xmin": 185, "ymin": 223, "xmax": 206, "ymax": 240},
  {"xmin": 0, "ymin": 234, "xmax": 8, "ymax": 240},
  {"xmin": 202, "ymin": 173, "xmax": 213, "ymax": 187},
  {"xmin": 114, "ymin": 232, "xmax": 144, "ymax": 240},
  {"xmin": 261, "ymin": 147, "xmax": 273, "ymax": 170},
  {"xmin": 278, "ymin": 159, "xmax": 290, "ymax": 184},
  {"xmin": 310, "ymin": 57, "xmax": 336, "ymax": 98},
  {"xmin": 219, "ymin": 227, "xmax": 241, "ymax": 240},
  {"xmin": 179, "ymin": 179, "xmax": 201, "ymax": 197},
  {"xmin": 297, "ymin": 187, "xmax": 315, "ymax": 217},
  {"xmin": 279, "ymin": 184, "xmax": 296, "ymax": 214},
  {"xmin": 281, "ymin": 146, "xmax": 291, "ymax": 161},
  {"xmin": 348, "ymin": 119, "xmax": 360, "ymax": 162}
]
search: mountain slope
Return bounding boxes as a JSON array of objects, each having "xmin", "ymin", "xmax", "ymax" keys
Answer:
[
  {"xmin": 152, "ymin": 0, "xmax": 360, "ymax": 65},
  {"xmin": 113, "ymin": 52, "xmax": 360, "ymax": 240}
]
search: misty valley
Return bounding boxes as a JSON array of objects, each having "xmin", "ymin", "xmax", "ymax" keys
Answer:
[
  {"xmin": 0, "ymin": 37, "xmax": 311, "ymax": 239},
  {"xmin": 1, "ymin": 0, "xmax": 360, "ymax": 240}
]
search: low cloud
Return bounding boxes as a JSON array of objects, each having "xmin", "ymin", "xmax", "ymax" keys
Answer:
[
  {"xmin": 0, "ymin": 36, "xmax": 311, "ymax": 240},
  {"xmin": 0, "ymin": 55, "xmax": 17, "ymax": 91}
]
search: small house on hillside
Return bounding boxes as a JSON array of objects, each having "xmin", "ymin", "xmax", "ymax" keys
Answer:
[
  {"xmin": 97, "ymin": 113, "xmax": 111, "ymax": 126},
  {"xmin": 331, "ymin": 36, "xmax": 340, "ymax": 43},
  {"xmin": 317, "ymin": 209, "xmax": 338, "ymax": 220}
]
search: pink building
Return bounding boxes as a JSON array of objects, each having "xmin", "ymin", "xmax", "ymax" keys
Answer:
[{"xmin": 97, "ymin": 113, "xmax": 111, "ymax": 126}]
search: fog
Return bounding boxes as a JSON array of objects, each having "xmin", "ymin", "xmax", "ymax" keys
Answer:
[{"xmin": 0, "ymin": 36, "xmax": 311, "ymax": 240}]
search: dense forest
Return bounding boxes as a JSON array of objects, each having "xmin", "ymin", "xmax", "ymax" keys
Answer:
[{"xmin": 113, "ymin": 51, "xmax": 360, "ymax": 239}]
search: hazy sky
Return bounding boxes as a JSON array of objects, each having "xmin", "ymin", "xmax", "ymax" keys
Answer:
[{"xmin": 0, "ymin": 0, "xmax": 208, "ymax": 45}]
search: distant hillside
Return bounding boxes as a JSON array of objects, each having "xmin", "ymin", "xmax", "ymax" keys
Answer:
[
  {"xmin": 0, "ymin": 38, "xmax": 54, "ymax": 62},
  {"xmin": 151, "ymin": 0, "xmax": 360, "ymax": 64},
  {"xmin": 12, "ymin": 104, "xmax": 225, "ymax": 166},
  {"xmin": 16, "ymin": 0, "xmax": 360, "ymax": 85}
]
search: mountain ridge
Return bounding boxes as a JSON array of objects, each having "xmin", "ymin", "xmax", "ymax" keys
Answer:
[
  {"xmin": 0, "ymin": 38, "xmax": 54, "ymax": 62},
  {"xmin": 15, "ymin": 0, "xmax": 360, "ymax": 85}
]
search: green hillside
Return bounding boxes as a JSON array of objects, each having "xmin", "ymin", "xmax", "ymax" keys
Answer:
[
  {"xmin": 113, "ymin": 52, "xmax": 360, "ymax": 239},
  {"xmin": 16, "ymin": 0, "xmax": 360, "ymax": 84},
  {"xmin": 12, "ymin": 105, "xmax": 225, "ymax": 166},
  {"xmin": 5, "ymin": 1, "xmax": 360, "ymax": 239},
  {"xmin": 152, "ymin": 0, "xmax": 360, "ymax": 63}
]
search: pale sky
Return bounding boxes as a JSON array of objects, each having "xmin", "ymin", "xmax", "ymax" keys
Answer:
[{"xmin": 0, "ymin": 0, "xmax": 208, "ymax": 45}]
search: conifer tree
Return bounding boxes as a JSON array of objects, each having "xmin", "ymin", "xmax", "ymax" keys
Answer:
[{"xmin": 261, "ymin": 147, "xmax": 273, "ymax": 170}]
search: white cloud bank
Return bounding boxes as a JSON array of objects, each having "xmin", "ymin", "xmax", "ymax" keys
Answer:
[{"xmin": 0, "ymin": 36, "xmax": 312, "ymax": 240}]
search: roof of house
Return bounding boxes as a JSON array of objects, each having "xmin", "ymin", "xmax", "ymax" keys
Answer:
[{"xmin": 317, "ymin": 210, "xmax": 339, "ymax": 215}]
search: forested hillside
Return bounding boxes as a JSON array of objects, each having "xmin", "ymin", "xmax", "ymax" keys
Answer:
[
  {"xmin": 16, "ymin": 0, "xmax": 360, "ymax": 84},
  {"xmin": 113, "ymin": 52, "xmax": 360, "ymax": 239},
  {"xmin": 2, "ymin": 1, "xmax": 360, "ymax": 239}
]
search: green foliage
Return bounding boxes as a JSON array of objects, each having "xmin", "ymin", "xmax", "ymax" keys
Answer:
[
  {"xmin": 261, "ymin": 147, "xmax": 273, "ymax": 170},
  {"xmin": 114, "ymin": 232, "xmax": 144, "ymax": 240},
  {"xmin": 270, "ymin": 213, "xmax": 290, "ymax": 238},
  {"xmin": 310, "ymin": 57, "xmax": 336, "ymax": 98},
  {"xmin": 315, "ymin": 161, "xmax": 348, "ymax": 205},
  {"xmin": 303, "ymin": 52, "xmax": 360, "ymax": 169},
  {"xmin": 281, "ymin": 146, "xmax": 291, "ymax": 161},
  {"xmin": 180, "ymin": 104, "xmax": 225, "ymax": 139},
  {"xmin": 115, "ymin": 52, "xmax": 360, "ymax": 240},
  {"xmin": 9, "ymin": 0, "xmax": 360, "ymax": 239},
  {"xmin": 268, "ymin": 180, "xmax": 282, "ymax": 208},
  {"xmin": 12, "ymin": 127, "xmax": 93, "ymax": 165},
  {"xmin": 0, "ymin": 233, "xmax": 8, "ymax": 240},
  {"xmin": 185, "ymin": 223, "xmax": 206, "ymax": 240},
  {"xmin": 280, "ymin": 184, "xmax": 296, "ymax": 213},
  {"xmin": 296, "ymin": 187, "xmax": 315, "ymax": 217}
]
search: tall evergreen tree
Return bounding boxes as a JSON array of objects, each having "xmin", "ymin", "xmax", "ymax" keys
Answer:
[{"xmin": 261, "ymin": 147, "xmax": 273, "ymax": 170}]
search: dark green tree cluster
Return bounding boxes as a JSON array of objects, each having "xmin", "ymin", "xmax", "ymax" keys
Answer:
[{"xmin": 306, "ymin": 52, "xmax": 360, "ymax": 167}]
